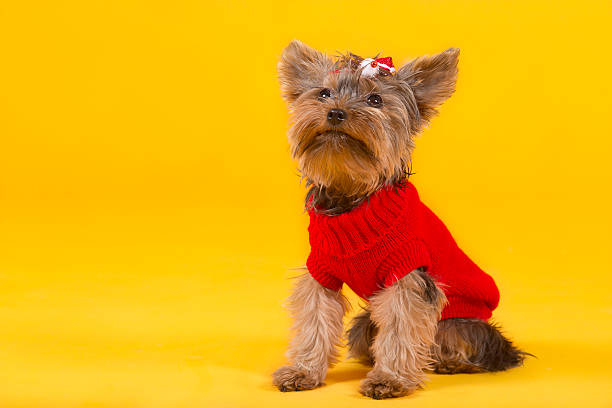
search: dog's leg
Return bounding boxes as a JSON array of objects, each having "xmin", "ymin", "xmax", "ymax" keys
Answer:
[
  {"xmin": 273, "ymin": 273, "xmax": 349, "ymax": 392},
  {"xmin": 347, "ymin": 306, "xmax": 377, "ymax": 366},
  {"xmin": 360, "ymin": 269, "xmax": 446, "ymax": 399},
  {"xmin": 432, "ymin": 318, "xmax": 528, "ymax": 373}
]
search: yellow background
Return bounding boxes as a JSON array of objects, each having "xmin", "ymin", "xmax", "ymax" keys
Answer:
[{"xmin": 1, "ymin": 1, "xmax": 611, "ymax": 407}]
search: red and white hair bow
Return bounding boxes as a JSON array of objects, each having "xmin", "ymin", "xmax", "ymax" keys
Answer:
[{"xmin": 359, "ymin": 57, "xmax": 396, "ymax": 78}]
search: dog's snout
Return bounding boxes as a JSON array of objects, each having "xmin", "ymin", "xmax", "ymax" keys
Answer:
[{"xmin": 327, "ymin": 109, "xmax": 346, "ymax": 125}]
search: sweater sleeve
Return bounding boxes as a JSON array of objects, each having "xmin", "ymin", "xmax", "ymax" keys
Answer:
[
  {"xmin": 306, "ymin": 252, "xmax": 343, "ymax": 291},
  {"xmin": 378, "ymin": 239, "xmax": 432, "ymax": 288}
]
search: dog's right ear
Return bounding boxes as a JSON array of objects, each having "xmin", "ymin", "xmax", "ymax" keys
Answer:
[{"xmin": 278, "ymin": 40, "xmax": 333, "ymax": 104}]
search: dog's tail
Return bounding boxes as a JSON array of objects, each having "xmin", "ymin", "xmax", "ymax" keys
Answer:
[
  {"xmin": 472, "ymin": 320, "xmax": 532, "ymax": 372},
  {"xmin": 433, "ymin": 318, "xmax": 532, "ymax": 373}
]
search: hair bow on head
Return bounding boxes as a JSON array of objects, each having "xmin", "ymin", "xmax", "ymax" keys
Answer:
[{"xmin": 359, "ymin": 57, "xmax": 395, "ymax": 78}]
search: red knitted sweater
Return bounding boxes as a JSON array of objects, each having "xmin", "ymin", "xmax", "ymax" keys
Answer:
[{"xmin": 306, "ymin": 182, "xmax": 499, "ymax": 321}]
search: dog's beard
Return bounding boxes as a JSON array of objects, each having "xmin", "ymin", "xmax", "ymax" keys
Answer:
[
  {"xmin": 295, "ymin": 130, "xmax": 383, "ymax": 198},
  {"xmin": 309, "ymin": 130, "xmax": 376, "ymax": 162},
  {"xmin": 287, "ymin": 100, "xmax": 415, "ymax": 205}
]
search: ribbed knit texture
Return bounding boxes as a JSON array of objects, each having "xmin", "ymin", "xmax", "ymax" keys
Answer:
[{"xmin": 306, "ymin": 182, "xmax": 500, "ymax": 321}]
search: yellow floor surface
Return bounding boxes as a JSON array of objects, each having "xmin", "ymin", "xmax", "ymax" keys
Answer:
[{"xmin": 1, "ymin": 1, "xmax": 611, "ymax": 407}]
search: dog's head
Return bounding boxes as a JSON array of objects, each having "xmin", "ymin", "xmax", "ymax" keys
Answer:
[{"xmin": 278, "ymin": 40, "xmax": 459, "ymax": 204}]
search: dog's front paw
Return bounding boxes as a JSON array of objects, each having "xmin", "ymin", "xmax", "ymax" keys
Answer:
[
  {"xmin": 360, "ymin": 371, "xmax": 417, "ymax": 399},
  {"xmin": 272, "ymin": 365, "xmax": 321, "ymax": 392}
]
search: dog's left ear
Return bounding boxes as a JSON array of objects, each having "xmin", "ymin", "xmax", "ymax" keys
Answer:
[
  {"xmin": 278, "ymin": 40, "xmax": 334, "ymax": 104},
  {"xmin": 396, "ymin": 48, "xmax": 459, "ymax": 124}
]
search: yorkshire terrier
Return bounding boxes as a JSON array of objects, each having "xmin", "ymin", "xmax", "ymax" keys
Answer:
[{"xmin": 272, "ymin": 40, "xmax": 527, "ymax": 399}]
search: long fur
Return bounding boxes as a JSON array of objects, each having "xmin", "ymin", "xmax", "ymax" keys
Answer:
[
  {"xmin": 278, "ymin": 40, "xmax": 457, "ymax": 213},
  {"xmin": 360, "ymin": 270, "xmax": 447, "ymax": 399},
  {"xmin": 272, "ymin": 273, "xmax": 350, "ymax": 391},
  {"xmin": 346, "ymin": 307, "xmax": 377, "ymax": 366},
  {"xmin": 432, "ymin": 318, "xmax": 529, "ymax": 373},
  {"xmin": 275, "ymin": 40, "xmax": 526, "ymax": 399},
  {"xmin": 347, "ymin": 313, "xmax": 529, "ymax": 374}
]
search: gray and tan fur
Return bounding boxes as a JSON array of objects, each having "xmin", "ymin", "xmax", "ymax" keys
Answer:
[
  {"xmin": 273, "ymin": 273, "xmax": 349, "ymax": 391},
  {"xmin": 273, "ymin": 40, "xmax": 527, "ymax": 399}
]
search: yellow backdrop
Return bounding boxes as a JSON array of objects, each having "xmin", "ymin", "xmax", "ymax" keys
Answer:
[{"xmin": 1, "ymin": 1, "xmax": 611, "ymax": 407}]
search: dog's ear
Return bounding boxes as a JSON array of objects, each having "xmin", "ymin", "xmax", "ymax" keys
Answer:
[
  {"xmin": 396, "ymin": 48, "xmax": 459, "ymax": 124},
  {"xmin": 278, "ymin": 40, "xmax": 334, "ymax": 104}
]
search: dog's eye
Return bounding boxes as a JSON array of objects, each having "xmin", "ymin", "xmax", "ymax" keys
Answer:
[
  {"xmin": 367, "ymin": 94, "xmax": 383, "ymax": 107},
  {"xmin": 319, "ymin": 88, "xmax": 332, "ymax": 99}
]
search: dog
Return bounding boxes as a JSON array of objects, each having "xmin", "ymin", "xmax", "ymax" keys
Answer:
[{"xmin": 272, "ymin": 40, "xmax": 527, "ymax": 399}]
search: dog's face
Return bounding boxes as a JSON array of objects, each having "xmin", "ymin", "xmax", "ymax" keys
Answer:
[{"xmin": 278, "ymin": 40, "xmax": 459, "ymax": 200}]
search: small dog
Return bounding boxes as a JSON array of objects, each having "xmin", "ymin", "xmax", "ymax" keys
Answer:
[{"xmin": 273, "ymin": 40, "xmax": 527, "ymax": 399}]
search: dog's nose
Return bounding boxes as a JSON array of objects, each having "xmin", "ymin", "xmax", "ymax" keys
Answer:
[{"xmin": 327, "ymin": 108, "xmax": 347, "ymax": 125}]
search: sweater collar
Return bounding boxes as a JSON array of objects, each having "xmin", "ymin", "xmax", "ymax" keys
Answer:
[{"xmin": 308, "ymin": 181, "xmax": 419, "ymax": 257}]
